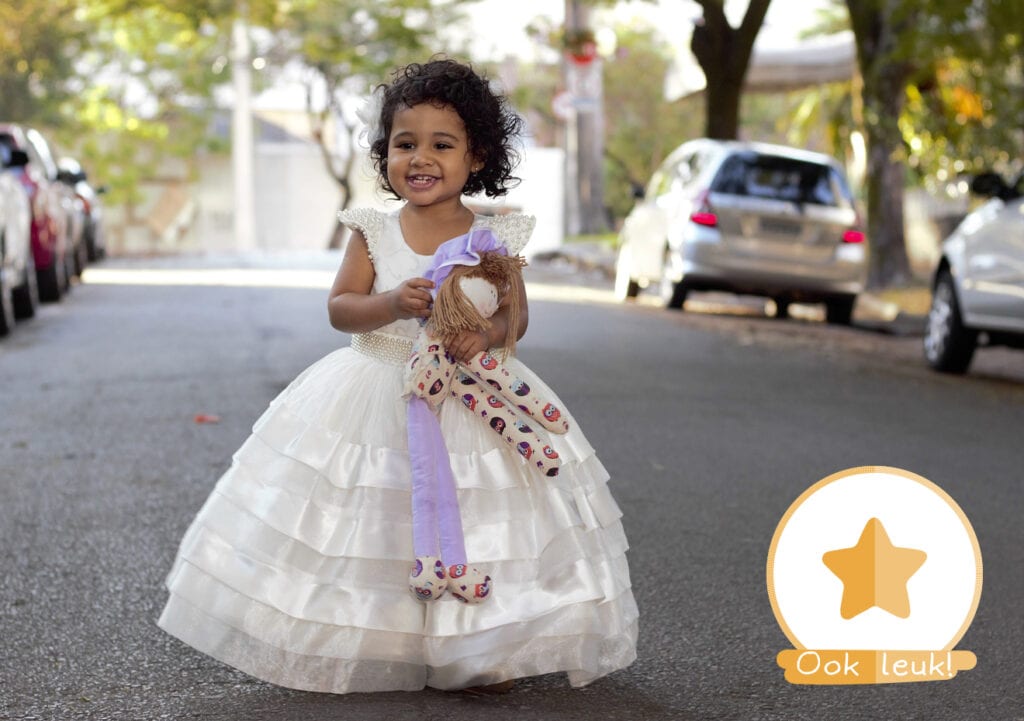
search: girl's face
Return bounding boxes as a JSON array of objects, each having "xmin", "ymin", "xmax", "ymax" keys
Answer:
[{"xmin": 387, "ymin": 102, "xmax": 482, "ymax": 210}]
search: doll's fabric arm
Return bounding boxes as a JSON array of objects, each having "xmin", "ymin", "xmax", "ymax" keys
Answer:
[{"xmin": 403, "ymin": 328, "xmax": 456, "ymax": 408}]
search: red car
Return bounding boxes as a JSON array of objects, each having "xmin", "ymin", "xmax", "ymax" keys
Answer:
[{"xmin": 0, "ymin": 124, "xmax": 79, "ymax": 301}]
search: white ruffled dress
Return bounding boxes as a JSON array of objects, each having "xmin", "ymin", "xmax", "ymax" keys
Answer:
[{"xmin": 157, "ymin": 208, "xmax": 638, "ymax": 693}]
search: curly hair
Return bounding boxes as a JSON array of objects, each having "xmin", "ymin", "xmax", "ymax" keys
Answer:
[{"xmin": 369, "ymin": 58, "xmax": 523, "ymax": 199}]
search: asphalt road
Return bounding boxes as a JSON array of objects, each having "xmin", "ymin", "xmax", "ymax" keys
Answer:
[{"xmin": 1, "ymin": 254, "xmax": 1021, "ymax": 721}]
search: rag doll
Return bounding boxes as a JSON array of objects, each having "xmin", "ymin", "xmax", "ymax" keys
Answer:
[{"xmin": 403, "ymin": 228, "xmax": 569, "ymax": 604}]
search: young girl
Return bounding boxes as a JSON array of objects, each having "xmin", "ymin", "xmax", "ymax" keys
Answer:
[{"xmin": 158, "ymin": 58, "xmax": 637, "ymax": 694}]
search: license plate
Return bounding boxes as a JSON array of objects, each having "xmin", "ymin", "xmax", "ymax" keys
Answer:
[{"xmin": 760, "ymin": 217, "xmax": 802, "ymax": 236}]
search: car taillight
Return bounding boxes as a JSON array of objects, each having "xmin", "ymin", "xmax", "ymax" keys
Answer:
[
  {"xmin": 842, "ymin": 229, "xmax": 865, "ymax": 244},
  {"xmin": 689, "ymin": 189, "xmax": 718, "ymax": 227}
]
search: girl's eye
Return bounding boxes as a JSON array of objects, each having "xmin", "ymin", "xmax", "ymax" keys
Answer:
[{"xmin": 434, "ymin": 143, "xmax": 451, "ymax": 150}]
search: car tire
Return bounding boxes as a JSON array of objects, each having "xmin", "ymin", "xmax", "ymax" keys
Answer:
[
  {"xmin": 663, "ymin": 279, "xmax": 688, "ymax": 310},
  {"xmin": 73, "ymin": 238, "xmax": 88, "ymax": 277},
  {"xmin": 13, "ymin": 253, "xmax": 38, "ymax": 320},
  {"xmin": 63, "ymin": 246, "xmax": 76, "ymax": 289},
  {"xmin": 0, "ymin": 263, "xmax": 15, "ymax": 337},
  {"xmin": 924, "ymin": 270, "xmax": 977, "ymax": 373},
  {"xmin": 613, "ymin": 248, "xmax": 640, "ymax": 300},
  {"xmin": 660, "ymin": 247, "xmax": 688, "ymax": 310},
  {"xmin": 825, "ymin": 295, "xmax": 856, "ymax": 325},
  {"xmin": 37, "ymin": 256, "xmax": 66, "ymax": 302},
  {"xmin": 773, "ymin": 298, "xmax": 790, "ymax": 319},
  {"xmin": 85, "ymin": 226, "xmax": 100, "ymax": 262}
]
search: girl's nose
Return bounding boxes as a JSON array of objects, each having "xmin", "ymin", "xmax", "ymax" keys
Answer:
[{"xmin": 411, "ymin": 150, "xmax": 434, "ymax": 167}]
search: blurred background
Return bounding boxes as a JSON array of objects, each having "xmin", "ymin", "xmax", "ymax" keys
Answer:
[{"xmin": 0, "ymin": 0, "xmax": 1020, "ymax": 283}]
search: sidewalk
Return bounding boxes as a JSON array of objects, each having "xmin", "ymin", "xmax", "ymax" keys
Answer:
[{"xmin": 536, "ymin": 242, "xmax": 930, "ymax": 336}]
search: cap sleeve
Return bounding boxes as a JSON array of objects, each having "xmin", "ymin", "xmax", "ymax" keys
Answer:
[
  {"xmin": 478, "ymin": 214, "xmax": 536, "ymax": 256},
  {"xmin": 337, "ymin": 208, "xmax": 385, "ymax": 260}
]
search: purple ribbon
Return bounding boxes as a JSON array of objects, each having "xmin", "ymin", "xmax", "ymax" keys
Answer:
[{"xmin": 408, "ymin": 227, "xmax": 502, "ymax": 565}]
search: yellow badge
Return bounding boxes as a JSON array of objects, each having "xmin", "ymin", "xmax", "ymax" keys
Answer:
[{"xmin": 767, "ymin": 466, "xmax": 982, "ymax": 685}]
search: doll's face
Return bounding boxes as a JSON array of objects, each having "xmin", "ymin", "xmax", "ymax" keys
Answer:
[{"xmin": 458, "ymin": 276, "xmax": 499, "ymax": 318}]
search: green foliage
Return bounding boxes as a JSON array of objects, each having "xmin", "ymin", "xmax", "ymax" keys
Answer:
[
  {"xmin": 64, "ymin": 1, "xmax": 231, "ymax": 205},
  {"xmin": 603, "ymin": 25, "xmax": 704, "ymax": 222},
  {"xmin": 0, "ymin": 0, "xmax": 89, "ymax": 124}
]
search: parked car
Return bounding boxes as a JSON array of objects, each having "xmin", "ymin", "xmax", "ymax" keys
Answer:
[
  {"xmin": 614, "ymin": 138, "xmax": 867, "ymax": 324},
  {"xmin": 923, "ymin": 169, "xmax": 1024, "ymax": 373},
  {"xmin": 58, "ymin": 156, "xmax": 106, "ymax": 262},
  {"xmin": 0, "ymin": 124, "xmax": 80, "ymax": 301},
  {"xmin": 0, "ymin": 143, "xmax": 35, "ymax": 334}
]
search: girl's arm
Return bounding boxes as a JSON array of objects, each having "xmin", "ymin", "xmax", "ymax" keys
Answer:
[
  {"xmin": 327, "ymin": 230, "xmax": 435, "ymax": 333},
  {"xmin": 445, "ymin": 272, "xmax": 529, "ymax": 363}
]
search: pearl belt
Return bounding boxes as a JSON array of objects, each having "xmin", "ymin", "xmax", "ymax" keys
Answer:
[{"xmin": 350, "ymin": 332, "xmax": 415, "ymax": 366}]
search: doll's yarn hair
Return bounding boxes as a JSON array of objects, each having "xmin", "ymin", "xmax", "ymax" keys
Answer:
[
  {"xmin": 428, "ymin": 252, "xmax": 527, "ymax": 357},
  {"xmin": 370, "ymin": 57, "xmax": 523, "ymax": 199}
]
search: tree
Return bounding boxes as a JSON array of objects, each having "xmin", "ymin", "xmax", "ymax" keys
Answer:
[
  {"xmin": 845, "ymin": 0, "xmax": 921, "ymax": 287},
  {"xmin": 844, "ymin": 0, "xmax": 1021, "ymax": 287},
  {"xmin": 0, "ymin": 0, "xmax": 88, "ymax": 125},
  {"xmin": 271, "ymin": 0, "xmax": 468, "ymax": 248},
  {"xmin": 690, "ymin": 0, "xmax": 772, "ymax": 139},
  {"xmin": 602, "ymin": 26, "xmax": 705, "ymax": 222}
]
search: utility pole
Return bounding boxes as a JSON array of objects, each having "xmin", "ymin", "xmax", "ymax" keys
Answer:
[
  {"xmin": 232, "ymin": 2, "xmax": 256, "ymax": 250},
  {"xmin": 563, "ymin": 0, "xmax": 608, "ymax": 236}
]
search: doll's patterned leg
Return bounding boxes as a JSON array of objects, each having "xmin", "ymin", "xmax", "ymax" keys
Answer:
[
  {"xmin": 462, "ymin": 351, "xmax": 570, "ymax": 434},
  {"xmin": 453, "ymin": 371, "xmax": 562, "ymax": 477}
]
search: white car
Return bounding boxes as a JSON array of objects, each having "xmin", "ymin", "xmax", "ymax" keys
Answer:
[
  {"xmin": 924, "ymin": 171, "xmax": 1024, "ymax": 373},
  {"xmin": 0, "ymin": 144, "xmax": 34, "ymax": 336},
  {"xmin": 614, "ymin": 139, "xmax": 867, "ymax": 324}
]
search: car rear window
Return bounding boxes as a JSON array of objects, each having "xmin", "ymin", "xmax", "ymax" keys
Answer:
[{"xmin": 711, "ymin": 153, "xmax": 853, "ymax": 208}]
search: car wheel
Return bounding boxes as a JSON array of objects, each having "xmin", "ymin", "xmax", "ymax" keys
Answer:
[
  {"xmin": 0, "ymin": 264, "xmax": 15, "ymax": 336},
  {"xmin": 924, "ymin": 270, "xmax": 977, "ymax": 373},
  {"xmin": 37, "ymin": 257, "xmax": 65, "ymax": 302},
  {"xmin": 73, "ymin": 238, "xmax": 88, "ymax": 277},
  {"xmin": 662, "ymin": 277, "xmax": 688, "ymax": 310},
  {"xmin": 85, "ymin": 226, "xmax": 99, "ymax": 262},
  {"xmin": 659, "ymin": 248, "xmax": 688, "ymax": 310},
  {"xmin": 63, "ymin": 246, "xmax": 76, "ymax": 290},
  {"xmin": 613, "ymin": 248, "xmax": 640, "ymax": 300},
  {"xmin": 13, "ymin": 253, "xmax": 38, "ymax": 319},
  {"xmin": 825, "ymin": 295, "xmax": 856, "ymax": 325}
]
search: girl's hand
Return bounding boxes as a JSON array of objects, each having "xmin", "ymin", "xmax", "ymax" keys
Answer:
[
  {"xmin": 446, "ymin": 329, "xmax": 490, "ymax": 364},
  {"xmin": 389, "ymin": 278, "xmax": 435, "ymax": 320}
]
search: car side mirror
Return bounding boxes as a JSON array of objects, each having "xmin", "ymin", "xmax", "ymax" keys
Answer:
[
  {"xmin": 4, "ymin": 148, "xmax": 29, "ymax": 168},
  {"xmin": 969, "ymin": 172, "xmax": 1011, "ymax": 199}
]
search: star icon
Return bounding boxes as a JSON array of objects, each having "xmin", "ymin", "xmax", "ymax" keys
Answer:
[{"xmin": 822, "ymin": 517, "xmax": 927, "ymax": 620}]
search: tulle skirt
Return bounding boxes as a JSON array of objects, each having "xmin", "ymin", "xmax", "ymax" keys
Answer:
[{"xmin": 157, "ymin": 343, "xmax": 638, "ymax": 693}]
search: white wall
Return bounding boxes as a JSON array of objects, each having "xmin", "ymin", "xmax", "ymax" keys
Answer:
[{"xmin": 199, "ymin": 142, "xmax": 567, "ymax": 258}]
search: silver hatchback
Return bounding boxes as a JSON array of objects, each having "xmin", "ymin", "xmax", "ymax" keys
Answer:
[{"xmin": 614, "ymin": 139, "xmax": 867, "ymax": 324}]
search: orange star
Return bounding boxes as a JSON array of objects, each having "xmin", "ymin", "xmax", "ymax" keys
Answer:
[{"xmin": 822, "ymin": 517, "xmax": 927, "ymax": 620}]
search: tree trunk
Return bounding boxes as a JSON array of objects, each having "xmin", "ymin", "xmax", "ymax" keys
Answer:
[
  {"xmin": 691, "ymin": 0, "xmax": 771, "ymax": 140},
  {"xmin": 847, "ymin": 0, "xmax": 915, "ymax": 288},
  {"xmin": 862, "ymin": 96, "xmax": 912, "ymax": 288}
]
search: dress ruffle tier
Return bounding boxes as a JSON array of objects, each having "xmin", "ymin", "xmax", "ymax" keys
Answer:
[{"xmin": 159, "ymin": 346, "xmax": 638, "ymax": 693}]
